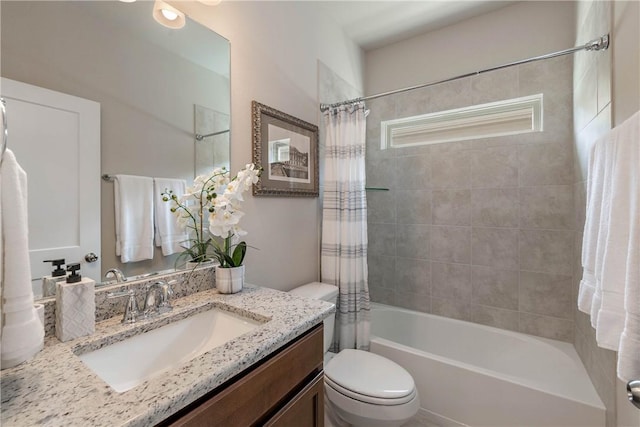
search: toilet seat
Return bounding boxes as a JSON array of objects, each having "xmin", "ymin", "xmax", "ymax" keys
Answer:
[
  {"xmin": 324, "ymin": 349, "xmax": 416, "ymax": 405},
  {"xmin": 325, "ymin": 376, "xmax": 417, "ymax": 405}
]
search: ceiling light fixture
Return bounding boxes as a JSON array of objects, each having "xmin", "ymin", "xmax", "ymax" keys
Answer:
[
  {"xmin": 152, "ymin": 0, "xmax": 186, "ymax": 29},
  {"xmin": 198, "ymin": 0, "xmax": 222, "ymax": 5}
]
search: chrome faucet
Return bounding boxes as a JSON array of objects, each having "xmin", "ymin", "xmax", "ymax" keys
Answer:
[
  {"xmin": 105, "ymin": 268, "xmax": 127, "ymax": 283},
  {"xmin": 106, "ymin": 288, "xmax": 140, "ymax": 324},
  {"xmin": 143, "ymin": 280, "xmax": 175, "ymax": 316}
]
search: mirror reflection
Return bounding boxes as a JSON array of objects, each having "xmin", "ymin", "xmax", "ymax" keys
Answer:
[{"xmin": 1, "ymin": 1, "xmax": 230, "ymax": 300}]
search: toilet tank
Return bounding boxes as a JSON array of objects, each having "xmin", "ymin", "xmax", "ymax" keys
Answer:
[{"xmin": 289, "ymin": 282, "xmax": 338, "ymax": 353}]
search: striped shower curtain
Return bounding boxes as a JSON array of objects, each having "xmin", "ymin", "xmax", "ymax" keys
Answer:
[{"xmin": 321, "ymin": 103, "xmax": 371, "ymax": 351}]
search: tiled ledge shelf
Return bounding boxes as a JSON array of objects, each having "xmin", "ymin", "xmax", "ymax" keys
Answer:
[{"xmin": 40, "ymin": 266, "xmax": 216, "ymax": 337}]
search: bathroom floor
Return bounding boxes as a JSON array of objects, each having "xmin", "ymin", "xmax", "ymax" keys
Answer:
[{"xmin": 403, "ymin": 411, "xmax": 444, "ymax": 427}]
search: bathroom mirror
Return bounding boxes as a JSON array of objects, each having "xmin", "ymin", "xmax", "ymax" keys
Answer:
[{"xmin": 1, "ymin": 1, "xmax": 230, "ymax": 299}]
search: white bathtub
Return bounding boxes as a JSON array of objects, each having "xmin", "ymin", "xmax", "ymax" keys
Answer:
[{"xmin": 369, "ymin": 303, "xmax": 605, "ymax": 427}]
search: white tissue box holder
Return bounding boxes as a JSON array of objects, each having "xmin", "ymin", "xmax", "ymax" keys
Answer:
[{"xmin": 55, "ymin": 278, "xmax": 96, "ymax": 342}]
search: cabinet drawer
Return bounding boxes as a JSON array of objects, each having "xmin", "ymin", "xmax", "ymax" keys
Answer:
[
  {"xmin": 264, "ymin": 371, "xmax": 324, "ymax": 427},
  {"xmin": 166, "ymin": 324, "xmax": 323, "ymax": 427}
]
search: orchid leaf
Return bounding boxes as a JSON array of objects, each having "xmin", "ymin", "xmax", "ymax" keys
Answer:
[{"xmin": 231, "ymin": 242, "xmax": 247, "ymax": 267}]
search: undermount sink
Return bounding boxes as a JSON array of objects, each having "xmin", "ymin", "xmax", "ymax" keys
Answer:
[{"xmin": 77, "ymin": 308, "xmax": 262, "ymax": 393}]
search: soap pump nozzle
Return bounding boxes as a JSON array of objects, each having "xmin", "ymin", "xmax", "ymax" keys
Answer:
[
  {"xmin": 44, "ymin": 259, "xmax": 66, "ymax": 277},
  {"xmin": 66, "ymin": 263, "xmax": 82, "ymax": 283}
]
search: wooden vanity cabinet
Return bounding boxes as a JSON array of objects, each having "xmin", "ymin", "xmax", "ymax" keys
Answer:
[{"xmin": 162, "ymin": 324, "xmax": 324, "ymax": 427}]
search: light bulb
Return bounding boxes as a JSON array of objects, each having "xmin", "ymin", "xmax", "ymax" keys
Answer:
[
  {"xmin": 161, "ymin": 9, "xmax": 178, "ymax": 21},
  {"xmin": 152, "ymin": 0, "xmax": 186, "ymax": 29}
]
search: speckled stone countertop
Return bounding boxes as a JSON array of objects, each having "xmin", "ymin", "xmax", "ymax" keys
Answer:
[{"xmin": 1, "ymin": 285, "xmax": 334, "ymax": 426}]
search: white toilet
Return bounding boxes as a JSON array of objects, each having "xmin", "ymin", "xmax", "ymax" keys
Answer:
[{"xmin": 290, "ymin": 282, "xmax": 419, "ymax": 427}]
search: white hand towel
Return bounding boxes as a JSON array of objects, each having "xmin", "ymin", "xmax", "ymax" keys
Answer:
[
  {"xmin": 589, "ymin": 138, "xmax": 617, "ymax": 328},
  {"xmin": 578, "ymin": 136, "xmax": 606, "ymax": 313},
  {"xmin": 114, "ymin": 175, "xmax": 154, "ymax": 263},
  {"xmin": 596, "ymin": 111, "xmax": 639, "ymax": 351},
  {"xmin": 614, "ymin": 111, "xmax": 640, "ymax": 381},
  {"xmin": 153, "ymin": 177, "xmax": 188, "ymax": 256},
  {"xmin": 1, "ymin": 149, "xmax": 44, "ymax": 369}
]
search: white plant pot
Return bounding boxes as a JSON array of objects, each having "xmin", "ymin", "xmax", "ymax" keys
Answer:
[
  {"xmin": 185, "ymin": 258, "xmax": 216, "ymax": 270},
  {"xmin": 215, "ymin": 265, "xmax": 244, "ymax": 294}
]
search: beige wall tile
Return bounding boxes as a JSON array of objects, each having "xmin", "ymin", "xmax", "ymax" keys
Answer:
[
  {"xmin": 396, "ymin": 189, "xmax": 431, "ymax": 225},
  {"xmin": 367, "ymin": 157, "xmax": 396, "ymax": 189},
  {"xmin": 396, "ymin": 78, "xmax": 473, "ymax": 118},
  {"xmin": 471, "ymin": 188, "xmax": 519, "ymax": 228},
  {"xmin": 368, "ymin": 223, "xmax": 396, "ymax": 256},
  {"xmin": 470, "ymin": 304, "xmax": 520, "ymax": 331},
  {"xmin": 367, "ymin": 190, "xmax": 396, "ymax": 224},
  {"xmin": 368, "ymin": 254, "xmax": 395, "ymax": 290},
  {"xmin": 431, "ymin": 262, "xmax": 472, "ymax": 301},
  {"xmin": 574, "ymin": 62, "xmax": 599, "ymax": 132},
  {"xmin": 395, "ymin": 291, "xmax": 430, "ymax": 313},
  {"xmin": 395, "ymin": 257, "xmax": 430, "ymax": 295},
  {"xmin": 396, "ymin": 154, "xmax": 431, "ymax": 189},
  {"xmin": 369, "ymin": 285, "xmax": 395, "ymax": 305},
  {"xmin": 430, "ymin": 225, "xmax": 471, "ymax": 263},
  {"xmin": 471, "ymin": 266, "xmax": 519, "ymax": 310},
  {"xmin": 431, "ymin": 151, "xmax": 471, "ymax": 189},
  {"xmin": 397, "ymin": 224, "xmax": 430, "ymax": 259},
  {"xmin": 519, "ymin": 185, "xmax": 574, "ymax": 230},
  {"xmin": 519, "ymin": 142, "xmax": 574, "ymax": 186},
  {"xmin": 520, "ymin": 271, "xmax": 573, "ymax": 319},
  {"xmin": 471, "ymin": 66, "xmax": 519, "ymax": 104},
  {"xmin": 432, "ymin": 189, "xmax": 471, "ymax": 226},
  {"xmin": 519, "ymin": 55, "xmax": 573, "ymax": 98},
  {"xmin": 472, "ymin": 227, "xmax": 519, "ymax": 271},
  {"xmin": 470, "ymin": 146, "xmax": 519, "ymax": 189},
  {"xmin": 519, "ymin": 312, "xmax": 574, "ymax": 342},
  {"xmin": 519, "ymin": 229, "xmax": 574, "ymax": 275},
  {"xmin": 432, "ymin": 297, "xmax": 472, "ymax": 322}
]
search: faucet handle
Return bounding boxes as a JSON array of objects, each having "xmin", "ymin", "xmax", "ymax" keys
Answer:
[
  {"xmin": 157, "ymin": 280, "xmax": 176, "ymax": 314},
  {"xmin": 107, "ymin": 288, "xmax": 139, "ymax": 324}
]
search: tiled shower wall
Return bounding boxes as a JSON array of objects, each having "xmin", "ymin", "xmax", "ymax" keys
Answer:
[
  {"xmin": 366, "ymin": 55, "xmax": 577, "ymax": 342},
  {"xmin": 572, "ymin": 1, "xmax": 618, "ymax": 425}
]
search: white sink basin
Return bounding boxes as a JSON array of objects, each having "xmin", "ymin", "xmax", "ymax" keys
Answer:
[{"xmin": 77, "ymin": 309, "xmax": 261, "ymax": 392}]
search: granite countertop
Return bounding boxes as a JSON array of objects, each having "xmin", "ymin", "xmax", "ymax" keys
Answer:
[{"xmin": 1, "ymin": 285, "xmax": 334, "ymax": 426}]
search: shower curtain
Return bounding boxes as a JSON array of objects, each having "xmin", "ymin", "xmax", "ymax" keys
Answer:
[{"xmin": 321, "ymin": 103, "xmax": 371, "ymax": 351}]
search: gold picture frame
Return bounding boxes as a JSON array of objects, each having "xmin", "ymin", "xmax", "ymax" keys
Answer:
[{"xmin": 251, "ymin": 101, "xmax": 319, "ymax": 197}]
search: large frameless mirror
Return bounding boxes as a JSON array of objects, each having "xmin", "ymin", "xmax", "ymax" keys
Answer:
[{"xmin": 1, "ymin": 1, "xmax": 230, "ymax": 300}]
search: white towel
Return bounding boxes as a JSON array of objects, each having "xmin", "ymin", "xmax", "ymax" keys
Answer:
[
  {"xmin": 1, "ymin": 149, "xmax": 44, "ymax": 369},
  {"xmin": 589, "ymin": 138, "xmax": 617, "ymax": 328},
  {"xmin": 114, "ymin": 175, "xmax": 154, "ymax": 263},
  {"xmin": 596, "ymin": 111, "xmax": 639, "ymax": 351},
  {"xmin": 153, "ymin": 177, "xmax": 188, "ymax": 256},
  {"xmin": 578, "ymin": 135, "xmax": 607, "ymax": 312},
  {"xmin": 614, "ymin": 111, "xmax": 640, "ymax": 381}
]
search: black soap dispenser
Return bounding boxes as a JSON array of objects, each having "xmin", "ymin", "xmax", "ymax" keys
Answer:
[
  {"xmin": 42, "ymin": 259, "xmax": 67, "ymax": 297},
  {"xmin": 66, "ymin": 263, "xmax": 82, "ymax": 283}
]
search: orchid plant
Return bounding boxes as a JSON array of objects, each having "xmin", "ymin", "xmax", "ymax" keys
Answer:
[{"xmin": 162, "ymin": 164, "xmax": 261, "ymax": 268}]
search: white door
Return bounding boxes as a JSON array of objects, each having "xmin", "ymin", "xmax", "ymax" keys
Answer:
[{"xmin": 1, "ymin": 78, "xmax": 100, "ymax": 296}]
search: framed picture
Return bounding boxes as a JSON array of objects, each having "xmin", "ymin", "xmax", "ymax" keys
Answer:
[{"xmin": 252, "ymin": 101, "xmax": 319, "ymax": 197}]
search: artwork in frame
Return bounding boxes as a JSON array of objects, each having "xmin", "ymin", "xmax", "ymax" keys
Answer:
[{"xmin": 252, "ymin": 101, "xmax": 319, "ymax": 197}]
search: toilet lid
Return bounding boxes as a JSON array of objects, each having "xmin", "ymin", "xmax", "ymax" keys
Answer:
[{"xmin": 324, "ymin": 349, "xmax": 415, "ymax": 401}]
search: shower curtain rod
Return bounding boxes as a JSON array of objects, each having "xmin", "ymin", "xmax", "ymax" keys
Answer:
[{"xmin": 320, "ymin": 34, "xmax": 609, "ymax": 112}]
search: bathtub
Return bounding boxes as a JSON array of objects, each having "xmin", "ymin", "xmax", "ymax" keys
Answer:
[{"xmin": 369, "ymin": 303, "xmax": 605, "ymax": 427}]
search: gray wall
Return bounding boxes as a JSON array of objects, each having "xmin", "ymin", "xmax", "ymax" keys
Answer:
[{"xmin": 366, "ymin": 55, "xmax": 576, "ymax": 342}]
